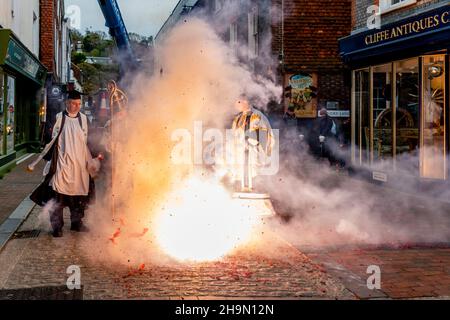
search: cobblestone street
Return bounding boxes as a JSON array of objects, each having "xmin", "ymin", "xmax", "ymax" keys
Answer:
[
  {"xmin": 307, "ymin": 246, "xmax": 450, "ymax": 299},
  {"xmin": 0, "ymin": 205, "xmax": 353, "ymax": 300},
  {"xmin": 1, "ymin": 162, "xmax": 450, "ymax": 300}
]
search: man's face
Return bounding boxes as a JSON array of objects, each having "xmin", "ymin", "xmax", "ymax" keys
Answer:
[
  {"xmin": 67, "ymin": 99, "xmax": 81, "ymax": 114},
  {"xmin": 235, "ymin": 98, "xmax": 250, "ymax": 112}
]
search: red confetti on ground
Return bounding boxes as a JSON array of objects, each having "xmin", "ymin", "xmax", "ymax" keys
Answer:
[
  {"xmin": 131, "ymin": 228, "xmax": 149, "ymax": 238},
  {"xmin": 109, "ymin": 228, "xmax": 121, "ymax": 244},
  {"xmin": 122, "ymin": 264, "xmax": 146, "ymax": 279}
]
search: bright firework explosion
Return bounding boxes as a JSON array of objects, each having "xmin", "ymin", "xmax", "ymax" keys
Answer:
[
  {"xmin": 82, "ymin": 16, "xmax": 281, "ymax": 267},
  {"xmin": 154, "ymin": 176, "xmax": 261, "ymax": 262}
]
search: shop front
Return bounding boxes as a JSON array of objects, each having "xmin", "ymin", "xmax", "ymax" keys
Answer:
[
  {"xmin": 0, "ymin": 29, "xmax": 46, "ymax": 176},
  {"xmin": 339, "ymin": 5, "xmax": 450, "ymax": 186}
]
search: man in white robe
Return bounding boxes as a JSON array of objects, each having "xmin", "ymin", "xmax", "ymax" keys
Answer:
[{"xmin": 49, "ymin": 91, "xmax": 93, "ymax": 237}]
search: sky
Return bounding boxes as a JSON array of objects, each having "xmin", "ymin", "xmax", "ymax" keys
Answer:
[{"xmin": 65, "ymin": 0, "xmax": 180, "ymax": 37}]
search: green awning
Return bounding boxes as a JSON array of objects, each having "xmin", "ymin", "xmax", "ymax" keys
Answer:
[{"xmin": 0, "ymin": 29, "xmax": 47, "ymax": 85}]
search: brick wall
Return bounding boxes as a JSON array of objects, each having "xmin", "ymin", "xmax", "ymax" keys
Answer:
[
  {"xmin": 271, "ymin": 0, "xmax": 352, "ymax": 114},
  {"xmin": 272, "ymin": 0, "xmax": 352, "ymax": 72},
  {"xmin": 353, "ymin": 0, "xmax": 448, "ymax": 31},
  {"xmin": 40, "ymin": 0, "xmax": 55, "ymax": 74},
  {"xmin": 318, "ymin": 72, "xmax": 350, "ymax": 109}
]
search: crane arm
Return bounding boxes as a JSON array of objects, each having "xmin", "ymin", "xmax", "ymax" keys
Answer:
[{"xmin": 97, "ymin": 0, "xmax": 138, "ymax": 71}]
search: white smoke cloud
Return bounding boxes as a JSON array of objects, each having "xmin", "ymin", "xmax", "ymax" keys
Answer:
[{"xmin": 81, "ymin": 11, "xmax": 282, "ymax": 266}]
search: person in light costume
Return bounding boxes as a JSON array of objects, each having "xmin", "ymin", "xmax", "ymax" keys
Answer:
[{"xmin": 231, "ymin": 97, "xmax": 275, "ymax": 192}]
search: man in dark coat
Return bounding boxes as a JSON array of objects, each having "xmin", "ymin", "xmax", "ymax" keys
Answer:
[{"xmin": 317, "ymin": 108, "xmax": 338, "ymax": 166}]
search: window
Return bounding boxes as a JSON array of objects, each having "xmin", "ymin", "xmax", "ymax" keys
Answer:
[
  {"xmin": 395, "ymin": 58, "xmax": 419, "ymax": 175},
  {"xmin": 248, "ymin": 6, "xmax": 259, "ymax": 59},
  {"xmin": 353, "ymin": 69, "xmax": 370, "ymax": 165},
  {"xmin": 229, "ymin": 22, "xmax": 237, "ymax": 48},
  {"xmin": 380, "ymin": 0, "xmax": 417, "ymax": 14},
  {"xmin": 32, "ymin": 11, "xmax": 39, "ymax": 56},
  {"xmin": 6, "ymin": 76, "xmax": 15, "ymax": 153},
  {"xmin": 0, "ymin": 72, "xmax": 4, "ymax": 156},
  {"xmin": 214, "ymin": 0, "xmax": 223, "ymax": 14},
  {"xmin": 352, "ymin": 56, "xmax": 447, "ymax": 180},
  {"xmin": 372, "ymin": 63, "xmax": 393, "ymax": 164},
  {"xmin": 421, "ymin": 55, "xmax": 446, "ymax": 180}
]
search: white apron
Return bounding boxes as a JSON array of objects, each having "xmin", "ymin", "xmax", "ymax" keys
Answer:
[{"xmin": 52, "ymin": 116, "xmax": 90, "ymax": 196}]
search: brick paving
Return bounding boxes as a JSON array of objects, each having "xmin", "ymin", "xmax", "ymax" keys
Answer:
[
  {"xmin": 1, "ymin": 162, "xmax": 449, "ymax": 300},
  {"xmin": 307, "ymin": 246, "xmax": 450, "ymax": 299},
  {"xmin": 0, "ymin": 206, "xmax": 353, "ymax": 300},
  {"xmin": 0, "ymin": 155, "xmax": 44, "ymax": 225}
]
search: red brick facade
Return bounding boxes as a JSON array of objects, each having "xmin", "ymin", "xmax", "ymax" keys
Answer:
[
  {"xmin": 272, "ymin": 0, "xmax": 351, "ymax": 72},
  {"xmin": 39, "ymin": 0, "xmax": 55, "ymax": 74},
  {"xmin": 271, "ymin": 0, "xmax": 352, "ymax": 113}
]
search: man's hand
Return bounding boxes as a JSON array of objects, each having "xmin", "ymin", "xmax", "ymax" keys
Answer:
[
  {"xmin": 247, "ymin": 138, "xmax": 259, "ymax": 146},
  {"xmin": 26, "ymin": 165, "xmax": 34, "ymax": 172},
  {"xmin": 319, "ymin": 135, "xmax": 326, "ymax": 143}
]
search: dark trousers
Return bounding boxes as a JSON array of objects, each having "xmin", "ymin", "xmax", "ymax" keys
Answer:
[
  {"xmin": 321, "ymin": 142, "xmax": 337, "ymax": 166},
  {"xmin": 50, "ymin": 193, "xmax": 87, "ymax": 231}
]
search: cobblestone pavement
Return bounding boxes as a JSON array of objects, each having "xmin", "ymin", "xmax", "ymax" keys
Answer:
[
  {"xmin": 269, "ymin": 173, "xmax": 450, "ymax": 300},
  {"xmin": 0, "ymin": 155, "xmax": 44, "ymax": 225},
  {"xmin": 306, "ymin": 245, "xmax": 450, "ymax": 299},
  {"xmin": 0, "ymin": 206, "xmax": 354, "ymax": 300}
]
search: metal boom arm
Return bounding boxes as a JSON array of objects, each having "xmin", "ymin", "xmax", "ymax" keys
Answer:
[{"xmin": 97, "ymin": 0, "xmax": 138, "ymax": 72}]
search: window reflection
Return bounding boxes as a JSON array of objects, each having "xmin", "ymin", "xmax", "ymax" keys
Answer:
[
  {"xmin": 421, "ymin": 55, "xmax": 446, "ymax": 179},
  {"xmin": 354, "ymin": 69, "xmax": 370, "ymax": 164},
  {"xmin": 0, "ymin": 73, "xmax": 3, "ymax": 156},
  {"xmin": 6, "ymin": 76, "xmax": 15, "ymax": 153},
  {"xmin": 373, "ymin": 63, "xmax": 393, "ymax": 163},
  {"xmin": 395, "ymin": 58, "xmax": 419, "ymax": 174}
]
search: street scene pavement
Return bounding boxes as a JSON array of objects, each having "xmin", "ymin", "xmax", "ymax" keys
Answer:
[
  {"xmin": 0, "ymin": 162, "xmax": 449, "ymax": 300},
  {"xmin": 1, "ymin": 0, "xmax": 450, "ymax": 307}
]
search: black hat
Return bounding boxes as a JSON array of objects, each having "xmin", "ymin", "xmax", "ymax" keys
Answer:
[{"xmin": 67, "ymin": 90, "xmax": 83, "ymax": 100}]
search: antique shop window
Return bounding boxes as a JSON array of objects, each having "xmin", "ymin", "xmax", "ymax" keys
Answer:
[
  {"xmin": 6, "ymin": 76, "xmax": 15, "ymax": 153},
  {"xmin": 0, "ymin": 72, "xmax": 4, "ymax": 156},
  {"xmin": 354, "ymin": 68, "xmax": 370, "ymax": 164},
  {"xmin": 395, "ymin": 58, "xmax": 420, "ymax": 174},
  {"xmin": 229, "ymin": 22, "xmax": 238, "ymax": 48},
  {"xmin": 372, "ymin": 63, "xmax": 393, "ymax": 164},
  {"xmin": 420, "ymin": 55, "xmax": 446, "ymax": 180}
]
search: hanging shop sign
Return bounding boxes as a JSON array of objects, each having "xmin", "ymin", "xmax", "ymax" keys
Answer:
[
  {"xmin": 286, "ymin": 73, "xmax": 318, "ymax": 119},
  {"xmin": 0, "ymin": 30, "xmax": 46, "ymax": 85}
]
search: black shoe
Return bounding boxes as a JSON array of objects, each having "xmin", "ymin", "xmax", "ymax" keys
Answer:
[
  {"xmin": 71, "ymin": 222, "xmax": 89, "ymax": 232},
  {"xmin": 52, "ymin": 229, "xmax": 63, "ymax": 238}
]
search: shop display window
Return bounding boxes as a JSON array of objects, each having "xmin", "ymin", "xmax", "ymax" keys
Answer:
[
  {"xmin": 6, "ymin": 76, "xmax": 15, "ymax": 153},
  {"xmin": 421, "ymin": 55, "xmax": 446, "ymax": 180},
  {"xmin": 0, "ymin": 73, "xmax": 4, "ymax": 156},
  {"xmin": 352, "ymin": 55, "xmax": 447, "ymax": 180},
  {"xmin": 395, "ymin": 58, "xmax": 420, "ymax": 174}
]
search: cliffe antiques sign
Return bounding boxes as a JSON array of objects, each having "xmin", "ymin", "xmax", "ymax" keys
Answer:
[
  {"xmin": 365, "ymin": 8, "xmax": 450, "ymax": 46},
  {"xmin": 339, "ymin": 5, "xmax": 450, "ymax": 63}
]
